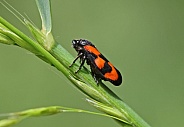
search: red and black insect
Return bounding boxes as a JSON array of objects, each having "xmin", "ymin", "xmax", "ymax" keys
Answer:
[{"xmin": 70, "ymin": 39, "xmax": 122, "ymax": 86}]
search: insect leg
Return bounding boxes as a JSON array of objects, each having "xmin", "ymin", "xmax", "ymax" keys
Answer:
[
  {"xmin": 69, "ymin": 52, "xmax": 83, "ymax": 67},
  {"xmin": 75, "ymin": 56, "xmax": 86, "ymax": 73}
]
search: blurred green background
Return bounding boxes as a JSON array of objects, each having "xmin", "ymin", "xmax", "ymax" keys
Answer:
[{"xmin": 0, "ymin": 0, "xmax": 184, "ymax": 127}]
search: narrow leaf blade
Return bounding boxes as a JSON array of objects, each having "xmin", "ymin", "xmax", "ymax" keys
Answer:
[{"xmin": 36, "ymin": 0, "xmax": 52, "ymax": 34}]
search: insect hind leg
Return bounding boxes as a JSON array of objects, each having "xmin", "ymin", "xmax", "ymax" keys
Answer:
[
  {"xmin": 90, "ymin": 67, "xmax": 103, "ymax": 85},
  {"xmin": 93, "ymin": 74, "xmax": 101, "ymax": 84}
]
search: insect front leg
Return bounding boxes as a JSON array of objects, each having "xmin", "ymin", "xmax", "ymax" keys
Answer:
[
  {"xmin": 69, "ymin": 52, "xmax": 83, "ymax": 67},
  {"xmin": 75, "ymin": 55, "xmax": 86, "ymax": 73}
]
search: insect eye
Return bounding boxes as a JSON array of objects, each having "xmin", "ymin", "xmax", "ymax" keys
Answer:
[
  {"xmin": 80, "ymin": 40, "xmax": 87, "ymax": 46},
  {"xmin": 72, "ymin": 40, "xmax": 76, "ymax": 45}
]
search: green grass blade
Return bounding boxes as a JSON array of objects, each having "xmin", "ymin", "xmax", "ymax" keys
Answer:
[{"xmin": 36, "ymin": 0, "xmax": 52, "ymax": 34}]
